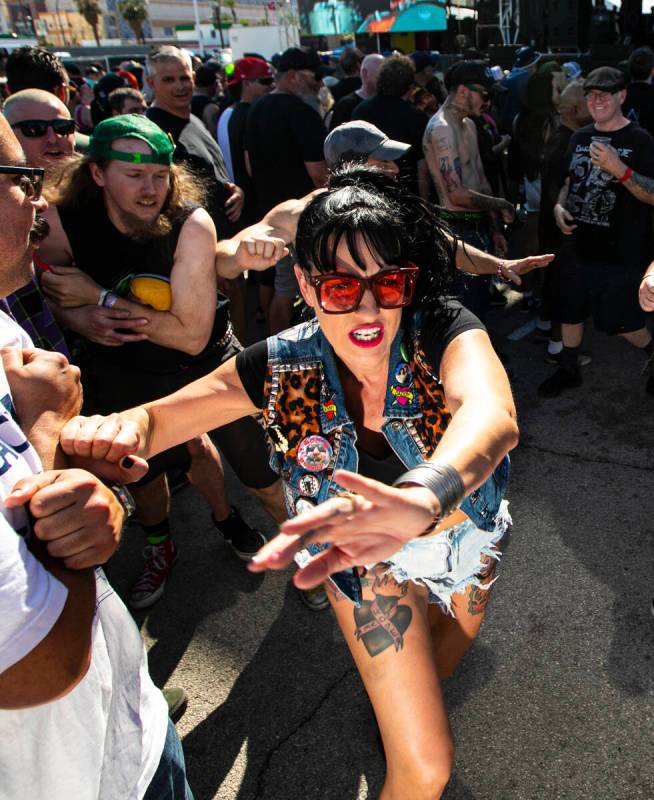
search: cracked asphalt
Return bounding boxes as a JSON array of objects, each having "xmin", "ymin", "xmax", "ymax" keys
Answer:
[{"xmin": 108, "ymin": 291, "xmax": 654, "ymax": 800}]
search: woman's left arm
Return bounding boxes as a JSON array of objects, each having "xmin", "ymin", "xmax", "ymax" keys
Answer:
[{"xmin": 431, "ymin": 328, "xmax": 519, "ymax": 491}]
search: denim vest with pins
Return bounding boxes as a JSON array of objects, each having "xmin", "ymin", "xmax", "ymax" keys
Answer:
[{"xmin": 262, "ymin": 316, "xmax": 510, "ymax": 604}]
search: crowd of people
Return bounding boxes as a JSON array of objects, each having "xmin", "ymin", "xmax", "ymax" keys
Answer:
[{"xmin": 0, "ymin": 39, "xmax": 652, "ymax": 799}]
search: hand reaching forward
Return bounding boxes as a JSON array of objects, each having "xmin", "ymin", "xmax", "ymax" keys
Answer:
[
  {"xmin": 248, "ymin": 469, "xmax": 439, "ymax": 589},
  {"xmin": 499, "ymin": 253, "xmax": 554, "ymax": 286}
]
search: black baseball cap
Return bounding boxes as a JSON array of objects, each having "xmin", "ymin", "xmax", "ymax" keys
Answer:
[
  {"xmin": 445, "ymin": 60, "xmax": 500, "ymax": 92},
  {"xmin": 583, "ymin": 66, "xmax": 626, "ymax": 94},
  {"xmin": 277, "ymin": 46, "xmax": 332, "ymax": 78}
]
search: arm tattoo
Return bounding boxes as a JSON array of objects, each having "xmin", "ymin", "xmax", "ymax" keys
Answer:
[
  {"xmin": 439, "ymin": 157, "xmax": 459, "ymax": 193},
  {"xmin": 353, "ymin": 572, "xmax": 412, "ymax": 657},
  {"xmin": 627, "ymin": 171, "xmax": 654, "ymax": 196},
  {"xmin": 468, "ymin": 190, "xmax": 512, "ymax": 214}
]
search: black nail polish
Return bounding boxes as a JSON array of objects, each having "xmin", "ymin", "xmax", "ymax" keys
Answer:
[{"xmin": 121, "ymin": 456, "xmax": 134, "ymax": 469}]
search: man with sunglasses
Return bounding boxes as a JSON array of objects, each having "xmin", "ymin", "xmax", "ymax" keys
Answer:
[
  {"xmin": 423, "ymin": 60, "xmax": 515, "ymax": 321},
  {"xmin": 1, "ymin": 89, "xmax": 74, "ymax": 358},
  {"xmin": 3, "ymin": 89, "xmax": 75, "ymax": 172},
  {"xmin": 540, "ymin": 66, "xmax": 654, "ymax": 397}
]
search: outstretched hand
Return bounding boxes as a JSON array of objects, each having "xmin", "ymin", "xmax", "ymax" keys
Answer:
[
  {"xmin": 500, "ymin": 253, "xmax": 555, "ymax": 286},
  {"xmin": 248, "ymin": 469, "xmax": 439, "ymax": 589}
]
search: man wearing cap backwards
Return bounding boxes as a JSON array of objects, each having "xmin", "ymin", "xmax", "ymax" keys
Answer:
[
  {"xmin": 540, "ymin": 66, "xmax": 654, "ymax": 397},
  {"xmin": 245, "ymin": 46, "xmax": 329, "ymax": 334},
  {"xmin": 423, "ymin": 60, "xmax": 516, "ymax": 320},
  {"xmin": 37, "ymin": 115, "xmax": 285, "ymax": 610}
]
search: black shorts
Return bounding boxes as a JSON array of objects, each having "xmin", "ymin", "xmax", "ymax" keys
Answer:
[
  {"xmin": 548, "ymin": 244, "xmax": 647, "ymax": 335},
  {"xmin": 77, "ymin": 333, "xmax": 277, "ymax": 489}
]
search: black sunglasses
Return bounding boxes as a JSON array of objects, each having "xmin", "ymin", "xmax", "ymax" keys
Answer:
[
  {"xmin": 0, "ymin": 165, "xmax": 45, "ymax": 200},
  {"xmin": 466, "ymin": 84, "xmax": 490, "ymax": 101},
  {"xmin": 11, "ymin": 118, "xmax": 76, "ymax": 138},
  {"xmin": 256, "ymin": 76, "xmax": 275, "ymax": 86}
]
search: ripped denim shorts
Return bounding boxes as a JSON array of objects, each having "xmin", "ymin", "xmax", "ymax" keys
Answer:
[{"xmin": 380, "ymin": 500, "xmax": 512, "ymax": 615}]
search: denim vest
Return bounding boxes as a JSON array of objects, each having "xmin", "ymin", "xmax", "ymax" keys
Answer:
[{"xmin": 262, "ymin": 316, "xmax": 509, "ymax": 602}]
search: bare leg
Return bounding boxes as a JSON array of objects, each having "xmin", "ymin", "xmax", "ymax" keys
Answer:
[
  {"xmin": 428, "ymin": 550, "xmax": 500, "ymax": 679},
  {"xmin": 620, "ymin": 327, "xmax": 652, "ymax": 349},
  {"xmin": 185, "ymin": 434, "xmax": 230, "ymax": 520},
  {"xmin": 561, "ymin": 321, "xmax": 584, "ymax": 348},
  {"xmin": 131, "ymin": 472, "xmax": 170, "ymax": 526},
  {"xmin": 248, "ymin": 480, "xmax": 287, "ymax": 524},
  {"xmin": 329, "ymin": 568, "xmax": 454, "ymax": 800}
]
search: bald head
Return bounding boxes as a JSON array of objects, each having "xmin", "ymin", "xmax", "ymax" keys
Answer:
[
  {"xmin": 558, "ymin": 80, "xmax": 592, "ymax": 129},
  {"xmin": 3, "ymin": 88, "xmax": 75, "ymax": 169},
  {"xmin": 361, "ymin": 54, "xmax": 384, "ymax": 96},
  {"xmin": 3, "ymin": 88, "xmax": 70, "ymax": 125}
]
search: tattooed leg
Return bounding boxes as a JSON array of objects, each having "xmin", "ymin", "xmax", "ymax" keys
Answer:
[
  {"xmin": 429, "ymin": 545, "xmax": 502, "ymax": 679},
  {"xmin": 328, "ymin": 566, "xmax": 454, "ymax": 799}
]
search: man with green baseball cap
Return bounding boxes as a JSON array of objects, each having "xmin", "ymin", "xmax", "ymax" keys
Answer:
[
  {"xmin": 88, "ymin": 114, "xmax": 175, "ymax": 165},
  {"xmin": 38, "ymin": 112, "xmax": 284, "ymax": 614}
]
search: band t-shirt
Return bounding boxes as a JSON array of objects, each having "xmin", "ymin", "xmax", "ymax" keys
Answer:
[
  {"xmin": 245, "ymin": 92, "xmax": 326, "ymax": 216},
  {"xmin": 235, "ymin": 301, "xmax": 484, "ymax": 484},
  {"xmin": 564, "ymin": 121, "xmax": 654, "ymax": 269}
]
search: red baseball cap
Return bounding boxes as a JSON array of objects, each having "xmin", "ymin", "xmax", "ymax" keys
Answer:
[{"xmin": 228, "ymin": 57, "xmax": 273, "ymax": 87}]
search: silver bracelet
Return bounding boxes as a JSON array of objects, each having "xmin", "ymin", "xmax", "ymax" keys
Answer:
[{"xmin": 392, "ymin": 462, "xmax": 465, "ymax": 520}]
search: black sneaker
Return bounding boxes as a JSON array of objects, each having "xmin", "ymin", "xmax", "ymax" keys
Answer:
[
  {"xmin": 213, "ymin": 507, "xmax": 267, "ymax": 561},
  {"xmin": 545, "ymin": 349, "xmax": 593, "ymax": 367},
  {"xmin": 538, "ymin": 368, "xmax": 582, "ymax": 398}
]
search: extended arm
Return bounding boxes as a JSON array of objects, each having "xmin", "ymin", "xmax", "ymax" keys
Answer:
[{"xmin": 60, "ymin": 355, "xmax": 259, "ymax": 464}]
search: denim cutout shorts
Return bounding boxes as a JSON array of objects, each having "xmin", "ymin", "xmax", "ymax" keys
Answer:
[{"xmin": 381, "ymin": 500, "xmax": 512, "ymax": 616}]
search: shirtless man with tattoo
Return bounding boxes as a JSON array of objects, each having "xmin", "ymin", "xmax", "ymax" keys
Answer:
[{"xmin": 423, "ymin": 61, "xmax": 516, "ymax": 319}]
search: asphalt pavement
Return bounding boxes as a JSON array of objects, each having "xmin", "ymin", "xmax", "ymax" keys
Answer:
[{"xmin": 109, "ymin": 290, "xmax": 654, "ymax": 800}]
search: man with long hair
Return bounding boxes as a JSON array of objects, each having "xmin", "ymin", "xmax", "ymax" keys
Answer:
[{"xmin": 38, "ymin": 115, "xmax": 284, "ymax": 610}]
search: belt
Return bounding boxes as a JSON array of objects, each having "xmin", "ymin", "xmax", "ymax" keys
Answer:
[
  {"xmin": 439, "ymin": 209, "xmax": 485, "ymax": 221},
  {"xmin": 213, "ymin": 321, "xmax": 233, "ymax": 352}
]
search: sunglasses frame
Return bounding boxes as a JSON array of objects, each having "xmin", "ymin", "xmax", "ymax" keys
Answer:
[
  {"xmin": 308, "ymin": 265, "xmax": 419, "ymax": 315},
  {"xmin": 11, "ymin": 118, "xmax": 77, "ymax": 138},
  {"xmin": 0, "ymin": 165, "xmax": 45, "ymax": 201}
]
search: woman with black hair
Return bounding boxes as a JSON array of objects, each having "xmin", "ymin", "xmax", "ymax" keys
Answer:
[{"xmin": 61, "ymin": 165, "xmax": 518, "ymax": 798}]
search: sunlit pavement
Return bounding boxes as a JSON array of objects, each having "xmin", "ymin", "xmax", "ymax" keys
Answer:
[{"xmin": 109, "ymin": 289, "xmax": 654, "ymax": 799}]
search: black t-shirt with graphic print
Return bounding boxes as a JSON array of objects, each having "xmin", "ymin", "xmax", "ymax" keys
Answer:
[{"xmin": 564, "ymin": 122, "xmax": 654, "ymax": 270}]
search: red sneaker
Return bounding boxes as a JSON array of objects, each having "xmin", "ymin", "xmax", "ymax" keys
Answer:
[{"xmin": 129, "ymin": 539, "xmax": 178, "ymax": 610}]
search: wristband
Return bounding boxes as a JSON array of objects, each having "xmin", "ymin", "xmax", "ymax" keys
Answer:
[
  {"xmin": 98, "ymin": 288, "xmax": 110, "ymax": 306},
  {"xmin": 103, "ymin": 291, "xmax": 120, "ymax": 308},
  {"xmin": 109, "ymin": 484, "xmax": 135, "ymax": 519},
  {"xmin": 392, "ymin": 462, "xmax": 465, "ymax": 523},
  {"xmin": 619, "ymin": 167, "xmax": 634, "ymax": 183}
]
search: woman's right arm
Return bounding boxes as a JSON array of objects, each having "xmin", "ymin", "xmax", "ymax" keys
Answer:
[{"xmin": 60, "ymin": 355, "xmax": 260, "ymax": 464}]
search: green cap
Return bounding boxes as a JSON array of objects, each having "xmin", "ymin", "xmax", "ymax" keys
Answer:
[{"xmin": 88, "ymin": 114, "xmax": 175, "ymax": 165}]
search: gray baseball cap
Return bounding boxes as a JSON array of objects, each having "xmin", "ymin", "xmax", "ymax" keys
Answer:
[{"xmin": 324, "ymin": 121, "xmax": 411, "ymax": 166}]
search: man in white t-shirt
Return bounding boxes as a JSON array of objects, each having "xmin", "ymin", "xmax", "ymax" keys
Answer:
[{"xmin": 0, "ymin": 114, "xmax": 191, "ymax": 798}]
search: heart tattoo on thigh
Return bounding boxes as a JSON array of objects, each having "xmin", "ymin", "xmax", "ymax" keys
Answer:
[{"xmin": 354, "ymin": 594, "xmax": 413, "ymax": 657}]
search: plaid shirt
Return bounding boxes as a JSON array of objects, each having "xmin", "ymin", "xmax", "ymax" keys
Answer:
[{"xmin": 1, "ymin": 273, "xmax": 70, "ymax": 358}]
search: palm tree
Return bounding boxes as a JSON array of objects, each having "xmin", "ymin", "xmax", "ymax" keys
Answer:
[
  {"xmin": 213, "ymin": 1, "xmax": 225, "ymax": 48},
  {"xmin": 74, "ymin": 0, "xmax": 102, "ymax": 45},
  {"xmin": 224, "ymin": 0, "xmax": 237, "ymax": 23},
  {"xmin": 118, "ymin": 0, "xmax": 148, "ymax": 44}
]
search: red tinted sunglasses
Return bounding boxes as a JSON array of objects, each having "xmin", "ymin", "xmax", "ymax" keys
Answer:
[{"xmin": 308, "ymin": 265, "xmax": 419, "ymax": 314}]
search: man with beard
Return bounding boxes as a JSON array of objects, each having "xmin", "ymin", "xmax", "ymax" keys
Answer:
[
  {"xmin": 423, "ymin": 61, "xmax": 515, "ymax": 320},
  {"xmin": 38, "ymin": 115, "xmax": 283, "ymax": 610},
  {"xmin": 0, "ymin": 111, "xmax": 193, "ymax": 799}
]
